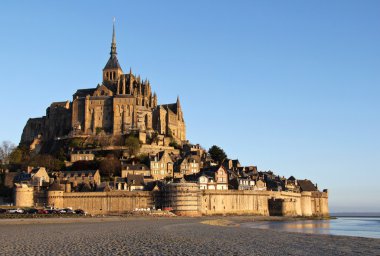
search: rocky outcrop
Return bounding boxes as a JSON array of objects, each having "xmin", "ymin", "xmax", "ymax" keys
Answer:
[
  {"xmin": 20, "ymin": 101, "xmax": 72, "ymax": 148},
  {"xmin": 20, "ymin": 118, "xmax": 46, "ymax": 146}
]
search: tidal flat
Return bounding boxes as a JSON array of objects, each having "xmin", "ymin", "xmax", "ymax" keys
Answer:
[{"xmin": 0, "ymin": 217, "xmax": 379, "ymax": 256}]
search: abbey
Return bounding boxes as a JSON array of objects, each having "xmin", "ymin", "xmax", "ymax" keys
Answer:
[
  {"xmin": 21, "ymin": 23, "xmax": 185, "ymax": 146},
  {"xmin": 12, "ymin": 23, "xmax": 328, "ymax": 218}
]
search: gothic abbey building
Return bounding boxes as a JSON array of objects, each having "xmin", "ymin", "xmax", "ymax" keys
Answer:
[{"xmin": 21, "ymin": 24, "xmax": 186, "ymax": 147}]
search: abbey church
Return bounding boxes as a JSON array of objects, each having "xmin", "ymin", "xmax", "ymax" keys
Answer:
[{"xmin": 21, "ymin": 23, "xmax": 186, "ymax": 146}]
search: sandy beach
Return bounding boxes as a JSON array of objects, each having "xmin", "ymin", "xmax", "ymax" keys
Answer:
[{"xmin": 0, "ymin": 216, "xmax": 379, "ymax": 255}]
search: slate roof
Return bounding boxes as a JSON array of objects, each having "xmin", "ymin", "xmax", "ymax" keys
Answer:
[
  {"xmin": 74, "ymin": 88, "xmax": 96, "ymax": 97},
  {"xmin": 104, "ymin": 55, "xmax": 122, "ymax": 70},
  {"xmin": 122, "ymin": 164, "xmax": 149, "ymax": 170},
  {"xmin": 126, "ymin": 174, "xmax": 145, "ymax": 187},
  {"xmin": 160, "ymin": 102, "xmax": 178, "ymax": 114},
  {"xmin": 50, "ymin": 101, "xmax": 68, "ymax": 108},
  {"xmin": 297, "ymin": 179, "xmax": 318, "ymax": 192},
  {"xmin": 149, "ymin": 151, "xmax": 167, "ymax": 162},
  {"xmin": 199, "ymin": 165, "xmax": 226, "ymax": 179},
  {"xmin": 59, "ymin": 170, "xmax": 98, "ymax": 177},
  {"xmin": 183, "ymin": 173, "xmax": 203, "ymax": 182}
]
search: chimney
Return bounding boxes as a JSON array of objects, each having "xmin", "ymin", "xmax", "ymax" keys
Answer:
[{"xmin": 27, "ymin": 166, "xmax": 33, "ymax": 174}]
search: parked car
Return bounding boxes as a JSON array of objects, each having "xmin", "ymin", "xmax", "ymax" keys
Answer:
[
  {"xmin": 8, "ymin": 208, "xmax": 24, "ymax": 214},
  {"xmin": 26, "ymin": 208, "xmax": 38, "ymax": 214},
  {"xmin": 0, "ymin": 209, "xmax": 7, "ymax": 214},
  {"xmin": 74, "ymin": 209, "xmax": 86, "ymax": 215},
  {"xmin": 57, "ymin": 209, "xmax": 67, "ymax": 214},
  {"xmin": 64, "ymin": 208, "xmax": 74, "ymax": 214},
  {"xmin": 38, "ymin": 209, "xmax": 48, "ymax": 214}
]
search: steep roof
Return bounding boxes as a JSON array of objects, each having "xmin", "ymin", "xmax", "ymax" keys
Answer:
[
  {"xmin": 60, "ymin": 170, "xmax": 98, "ymax": 177},
  {"xmin": 126, "ymin": 174, "xmax": 145, "ymax": 187},
  {"xmin": 74, "ymin": 88, "xmax": 96, "ymax": 97},
  {"xmin": 160, "ymin": 102, "xmax": 178, "ymax": 114},
  {"xmin": 122, "ymin": 163, "xmax": 149, "ymax": 170},
  {"xmin": 104, "ymin": 55, "xmax": 122, "ymax": 70},
  {"xmin": 297, "ymin": 179, "xmax": 318, "ymax": 191}
]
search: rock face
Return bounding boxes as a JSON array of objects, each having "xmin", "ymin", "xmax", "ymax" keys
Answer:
[
  {"xmin": 20, "ymin": 101, "xmax": 71, "ymax": 147},
  {"xmin": 21, "ymin": 118, "xmax": 45, "ymax": 145},
  {"xmin": 20, "ymin": 24, "xmax": 186, "ymax": 149}
]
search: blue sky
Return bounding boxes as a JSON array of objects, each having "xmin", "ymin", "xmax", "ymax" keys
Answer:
[{"xmin": 0, "ymin": 1, "xmax": 379, "ymax": 212}]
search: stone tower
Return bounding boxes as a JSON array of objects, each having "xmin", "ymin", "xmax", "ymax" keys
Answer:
[{"xmin": 103, "ymin": 20, "xmax": 123, "ymax": 85}]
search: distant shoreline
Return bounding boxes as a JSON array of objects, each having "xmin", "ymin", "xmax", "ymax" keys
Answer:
[{"xmin": 330, "ymin": 212, "xmax": 380, "ymax": 217}]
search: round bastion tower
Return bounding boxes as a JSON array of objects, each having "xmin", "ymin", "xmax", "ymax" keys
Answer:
[
  {"xmin": 47, "ymin": 182, "xmax": 64, "ymax": 209},
  {"xmin": 163, "ymin": 182, "xmax": 201, "ymax": 216},
  {"xmin": 14, "ymin": 184, "xmax": 34, "ymax": 207}
]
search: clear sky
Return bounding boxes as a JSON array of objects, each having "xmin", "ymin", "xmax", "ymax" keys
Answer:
[{"xmin": 0, "ymin": 1, "xmax": 379, "ymax": 212}]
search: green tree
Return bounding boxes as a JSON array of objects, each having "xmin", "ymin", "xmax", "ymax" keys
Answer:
[
  {"xmin": 136, "ymin": 154, "xmax": 150, "ymax": 166},
  {"xmin": 169, "ymin": 139, "xmax": 181, "ymax": 149},
  {"xmin": 28, "ymin": 154, "xmax": 64, "ymax": 171},
  {"xmin": 71, "ymin": 160, "xmax": 99, "ymax": 171},
  {"xmin": 208, "ymin": 145, "xmax": 227, "ymax": 164},
  {"xmin": 125, "ymin": 135, "xmax": 140, "ymax": 157},
  {"xmin": 68, "ymin": 138, "xmax": 85, "ymax": 149},
  {"xmin": 99, "ymin": 154, "xmax": 121, "ymax": 178},
  {"xmin": 9, "ymin": 147, "xmax": 23, "ymax": 164}
]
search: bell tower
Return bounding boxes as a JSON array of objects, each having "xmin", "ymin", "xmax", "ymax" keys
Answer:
[{"xmin": 103, "ymin": 19, "xmax": 123, "ymax": 83}]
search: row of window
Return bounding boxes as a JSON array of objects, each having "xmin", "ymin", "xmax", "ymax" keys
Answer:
[{"xmin": 106, "ymin": 71, "xmax": 117, "ymax": 80}]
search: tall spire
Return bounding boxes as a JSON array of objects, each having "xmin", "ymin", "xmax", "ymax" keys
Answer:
[{"xmin": 110, "ymin": 17, "xmax": 117, "ymax": 57}]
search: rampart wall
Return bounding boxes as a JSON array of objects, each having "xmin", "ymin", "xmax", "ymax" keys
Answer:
[
  {"xmin": 47, "ymin": 191, "xmax": 155, "ymax": 215},
  {"xmin": 15, "ymin": 183, "xmax": 328, "ymax": 217}
]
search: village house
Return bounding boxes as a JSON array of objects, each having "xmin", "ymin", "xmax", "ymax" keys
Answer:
[
  {"xmin": 173, "ymin": 155, "xmax": 200, "ymax": 178},
  {"xmin": 27, "ymin": 167, "xmax": 50, "ymax": 187},
  {"xmin": 253, "ymin": 179, "xmax": 267, "ymax": 191},
  {"xmin": 121, "ymin": 163, "xmax": 151, "ymax": 178},
  {"xmin": 57, "ymin": 170, "xmax": 101, "ymax": 185},
  {"xmin": 126, "ymin": 174, "xmax": 145, "ymax": 191},
  {"xmin": 114, "ymin": 177, "xmax": 128, "ymax": 190},
  {"xmin": 284, "ymin": 176, "xmax": 299, "ymax": 192},
  {"xmin": 149, "ymin": 151, "xmax": 174, "ymax": 180},
  {"xmin": 198, "ymin": 165, "xmax": 228, "ymax": 190},
  {"xmin": 70, "ymin": 151, "xmax": 95, "ymax": 162},
  {"xmin": 114, "ymin": 174, "xmax": 145, "ymax": 191}
]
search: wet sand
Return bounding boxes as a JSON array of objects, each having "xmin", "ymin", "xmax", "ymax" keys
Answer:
[{"xmin": 0, "ymin": 216, "xmax": 378, "ymax": 255}]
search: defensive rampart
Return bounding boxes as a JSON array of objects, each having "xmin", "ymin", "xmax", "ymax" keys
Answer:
[
  {"xmin": 15, "ymin": 183, "xmax": 328, "ymax": 217},
  {"xmin": 47, "ymin": 191, "xmax": 155, "ymax": 215}
]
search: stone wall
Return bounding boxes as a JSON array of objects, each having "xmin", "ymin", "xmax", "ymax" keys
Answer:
[
  {"xmin": 197, "ymin": 190, "xmax": 328, "ymax": 217},
  {"xmin": 47, "ymin": 191, "xmax": 155, "ymax": 215},
  {"xmin": 17, "ymin": 183, "xmax": 328, "ymax": 217},
  {"xmin": 199, "ymin": 190, "xmax": 270, "ymax": 216}
]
